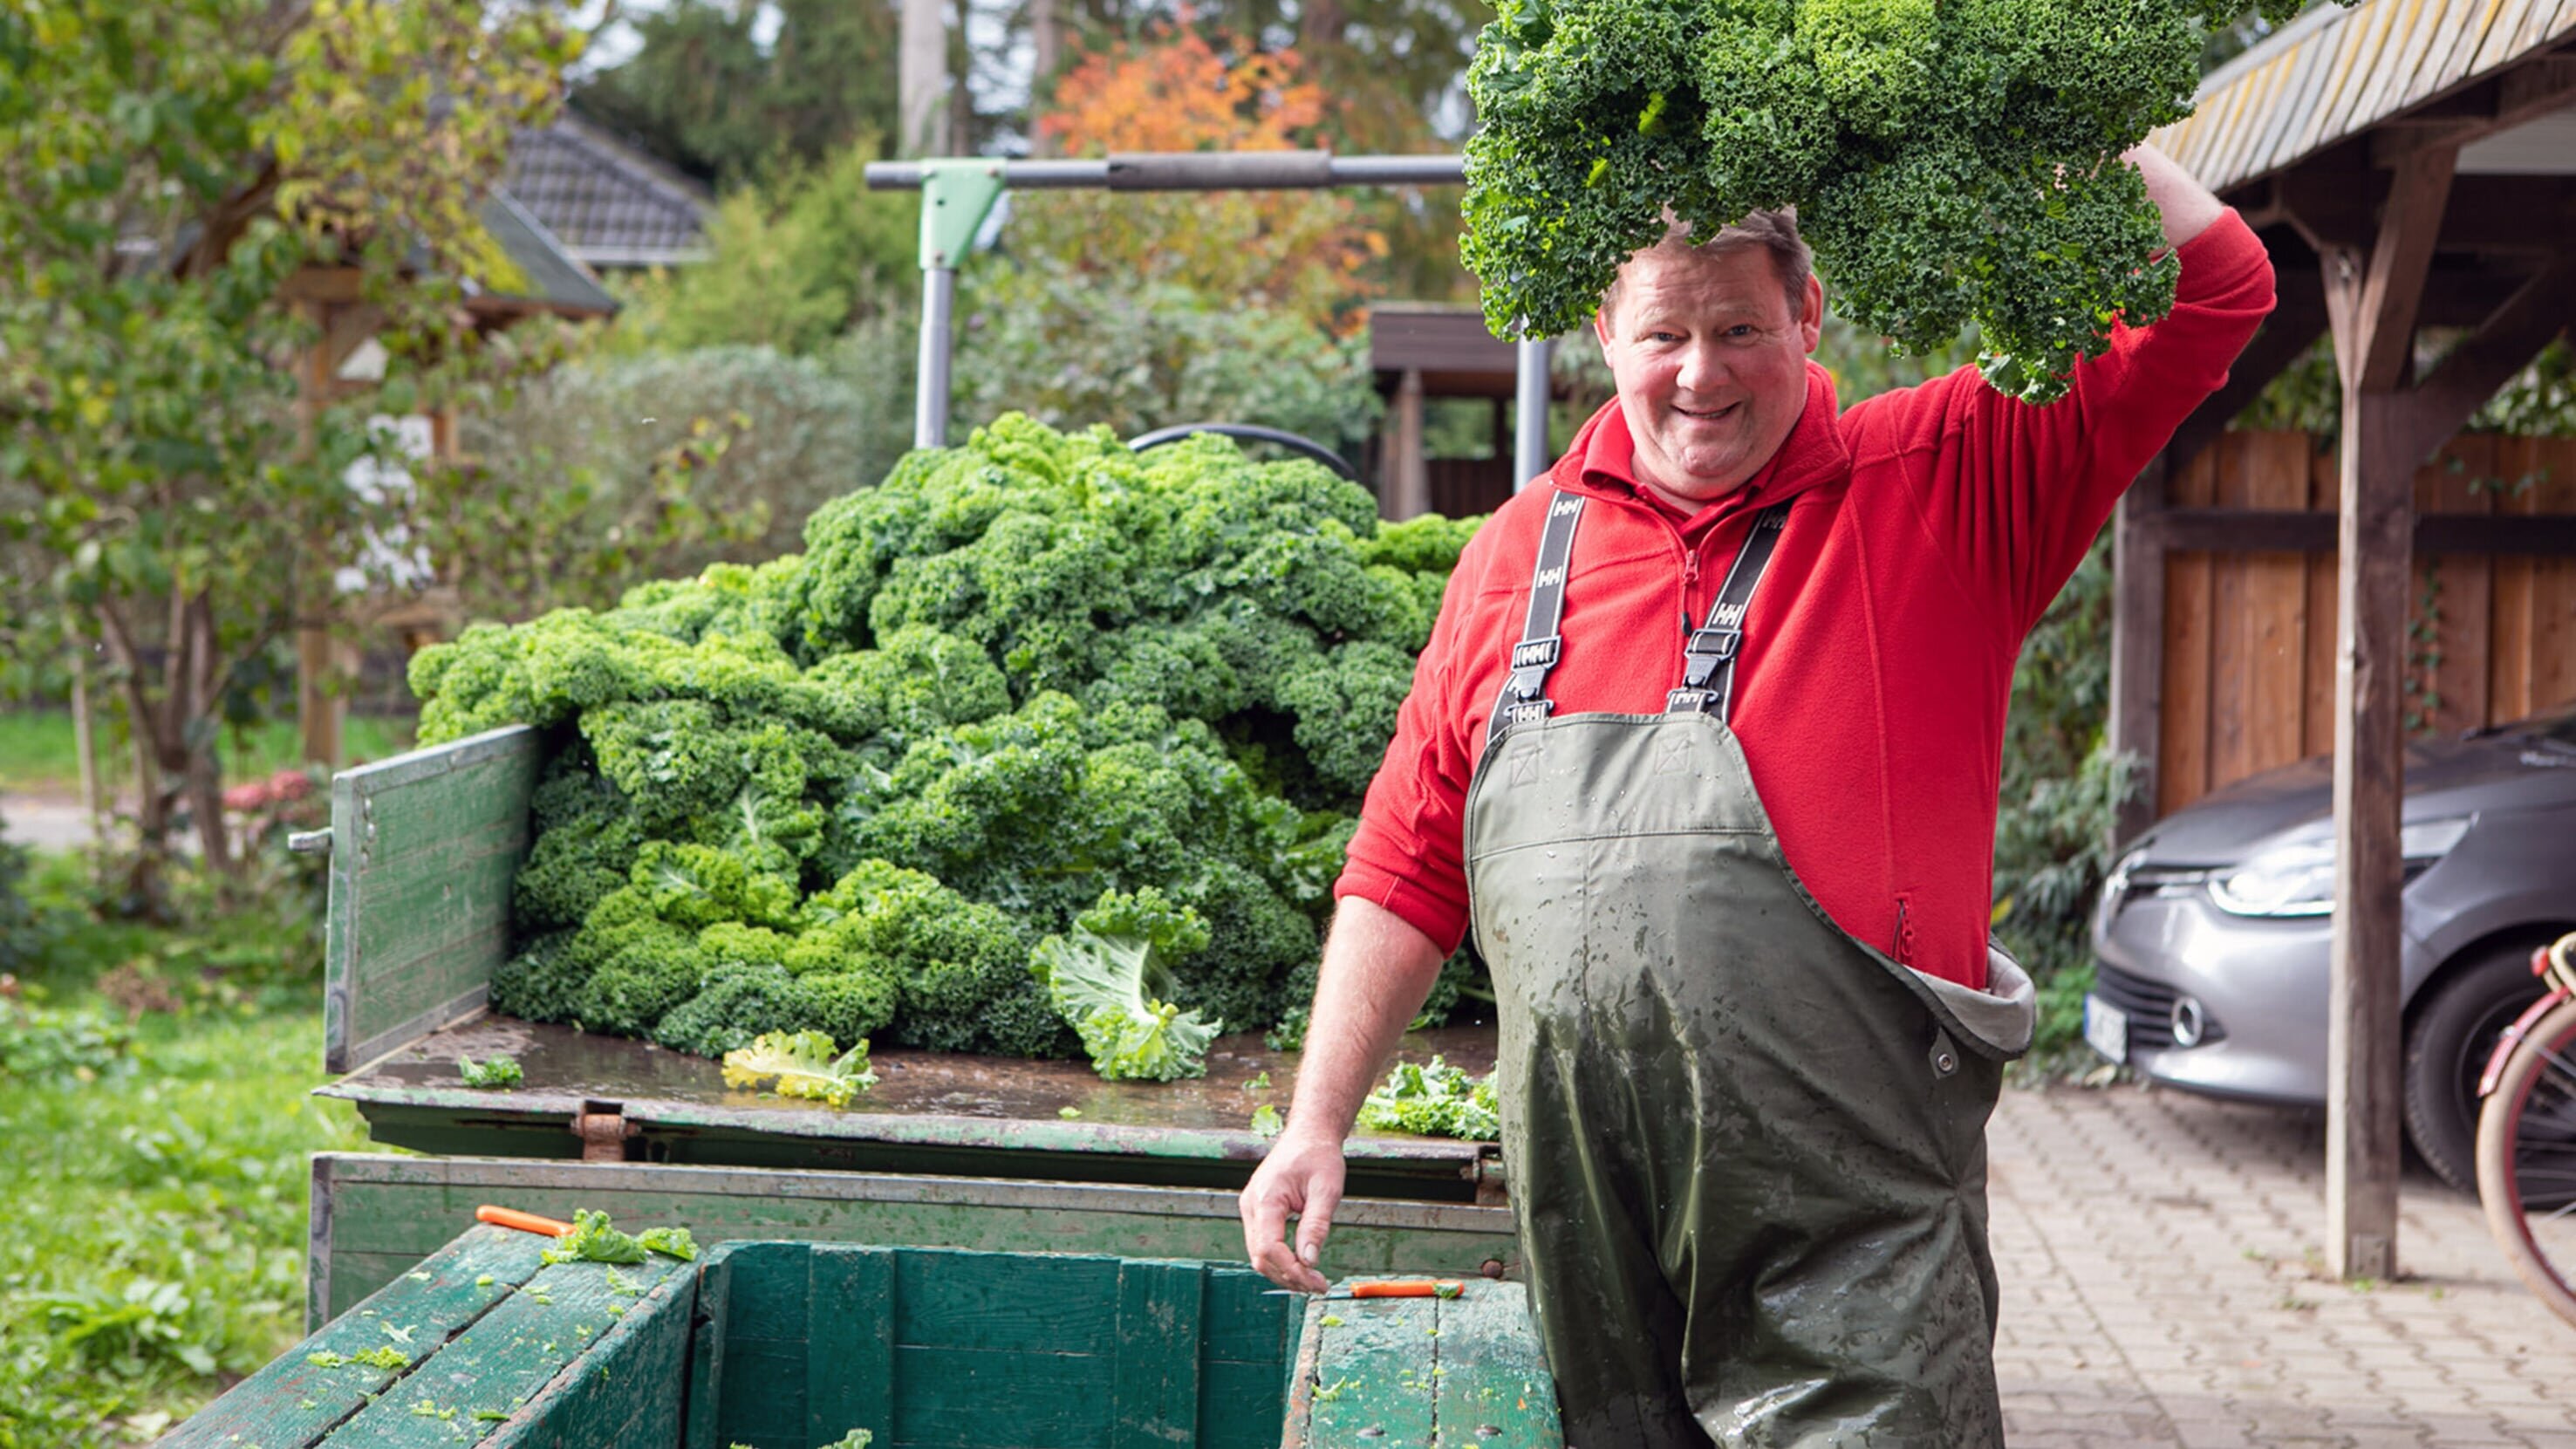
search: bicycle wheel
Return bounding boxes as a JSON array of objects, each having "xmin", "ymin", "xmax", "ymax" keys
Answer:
[{"xmin": 2477, "ymin": 994, "xmax": 2576, "ymax": 1328}]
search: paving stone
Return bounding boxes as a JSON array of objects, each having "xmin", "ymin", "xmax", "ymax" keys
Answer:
[{"xmin": 1988, "ymin": 1085, "xmax": 2576, "ymax": 1447}]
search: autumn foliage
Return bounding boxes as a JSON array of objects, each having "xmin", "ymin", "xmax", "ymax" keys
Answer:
[{"xmin": 1019, "ymin": 22, "xmax": 1383, "ymax": 331}]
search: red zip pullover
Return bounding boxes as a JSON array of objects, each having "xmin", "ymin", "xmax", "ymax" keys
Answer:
[{"xmin": 1338, "ymin": 211, "xmax": 2276, "ymax": 989}]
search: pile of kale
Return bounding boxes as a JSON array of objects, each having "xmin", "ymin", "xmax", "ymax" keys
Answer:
[
  {"xmin": 1459, "ymin": 0, "xmax": 2324, "ymax": 401},
  {"xmin": 412, "ymin": 416, "xmax": 1479, "ymax": 1080}
]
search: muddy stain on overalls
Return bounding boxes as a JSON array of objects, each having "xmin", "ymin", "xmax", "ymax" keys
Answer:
[{"xmin": 1463, "ymin": 492, "xmax": 2035, "ymax": 1448}]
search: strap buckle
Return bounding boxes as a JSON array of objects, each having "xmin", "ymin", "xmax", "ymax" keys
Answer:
[
  {"xmin": 1500, "ymin": 698, "xmax": 1556, "ymax": 728},
  {"xmin": 1511, "ymin": 635, "xmax": 1562, "ymax": 673},
  {"xmin": 1664, "ymin": 687, "xmax": 1719, "ymax": 715},
  {"xmin": 1679, "ymin": 627, "xmax": 1739, "ymax": 688}
]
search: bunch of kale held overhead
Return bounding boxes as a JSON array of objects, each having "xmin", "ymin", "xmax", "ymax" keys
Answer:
[
  {"xmin": 1459, "ymin": 0, "xmax": 2331, "ymax": 402},
  {"xmin": 410, "ymin": 416, "xmax": 1481, "ymax": 1083}
]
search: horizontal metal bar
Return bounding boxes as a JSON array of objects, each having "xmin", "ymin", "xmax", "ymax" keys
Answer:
[{"xmin": 865, "ymin": 152, "xmax": 1464, "ymax": 193}]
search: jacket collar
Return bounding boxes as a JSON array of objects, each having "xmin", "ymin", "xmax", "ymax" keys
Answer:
[{"xmin": 1548, "ymin": 359, "xmax": 1849, "ymax": 526}]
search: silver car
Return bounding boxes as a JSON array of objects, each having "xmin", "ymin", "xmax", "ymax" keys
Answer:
[{"xmin": 2087, "ymin": 700, "xmax": 2576, "ymax": 1193}]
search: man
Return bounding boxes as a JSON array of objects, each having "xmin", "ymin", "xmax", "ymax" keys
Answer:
[{"xmin": 1240, "ymin": 143, "xmax": 2273, "ymax": 1446}]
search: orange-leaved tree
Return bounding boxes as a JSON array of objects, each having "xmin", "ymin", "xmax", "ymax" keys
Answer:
[{"xmin": 1019, "ymin": 22, "xmax": 1383, "ymax": 331}]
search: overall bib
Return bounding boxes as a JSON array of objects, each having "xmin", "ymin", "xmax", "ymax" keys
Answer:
[{"xmin": 1463, "ymin": 492, "xmax": 2037, "ymax": 1448}]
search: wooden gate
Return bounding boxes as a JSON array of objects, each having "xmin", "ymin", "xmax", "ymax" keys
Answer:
[{"xmin": 2153, "ymin": 430, "xmax": 2576, "ymax": 817}]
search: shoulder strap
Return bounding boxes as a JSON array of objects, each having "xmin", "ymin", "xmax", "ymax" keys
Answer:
[
  {"xmin": 1487, "ymin": 490, "xmax": 1586, "ymax": 747},
  {"xmin": 1666, "ymin": 502, "xmax": 1793, "ymax": 724}
]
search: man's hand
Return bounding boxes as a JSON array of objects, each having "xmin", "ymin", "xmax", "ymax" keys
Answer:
[
  {"xmin": 1240, "ymin": 1128, "xmax": 1344, "ymax": 1294},
  {"xmin": 1236, "ymin": 896, "xmax": 1450, "ymax": 1291}
]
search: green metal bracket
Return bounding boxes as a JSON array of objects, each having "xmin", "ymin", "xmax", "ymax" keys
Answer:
[{"xmin": 918, "ymin": 159, "xmax": 1008, "ymax": 271}]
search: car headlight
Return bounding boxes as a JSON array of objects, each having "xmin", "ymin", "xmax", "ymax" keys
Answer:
[{"xmin": 2206, "ymin": 817, "xmax": 2471, "ymax": 918}]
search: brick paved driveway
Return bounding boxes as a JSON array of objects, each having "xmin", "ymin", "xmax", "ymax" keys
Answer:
[{"xmin": 1992, "ymin": 1083, "xmax": 2576, "ymax": 1447}]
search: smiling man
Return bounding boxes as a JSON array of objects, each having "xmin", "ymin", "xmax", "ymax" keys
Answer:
[{"xmin": 1241, "ymin": 144, "xmax": 2275, "ymax": 1447}]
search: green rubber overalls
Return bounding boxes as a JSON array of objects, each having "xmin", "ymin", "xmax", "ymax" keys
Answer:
[{"xmin": 1464, "ymin": 492, "xmax": 2036, "ymax": 1448}]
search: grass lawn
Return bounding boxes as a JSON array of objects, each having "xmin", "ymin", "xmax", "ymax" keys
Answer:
[
  {"xmin": 0, "ymin": 710, "xmax": 416, "ymax": 795},
  {"xmin": 0, "ymin": 854, "xmax": 371, "ymax": 1447}
]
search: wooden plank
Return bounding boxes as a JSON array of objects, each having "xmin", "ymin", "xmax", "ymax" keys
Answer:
[
  {"xmin": 1111, "ymin": 1259, "xmax": 1205, "ymax": 1449},
  {"xmin": 1202, "ymin": 1359, "xmax": 1295, "ymax": 1449},
  {"xmin": 2210, "ymin": 434, "xmax": 2256, "ymax": 791},
  {"xmin": 326, "ymin": 727, "xmax": 542, "ymax": 1072},
  {"xmin": 2326, "ymin": 384, "xmax": 2414, "ymax": 1283},
  {"xmin": 1431, "ymin": 1282, "xmax": 1561, "ymax": 1449},
  {"xmin": 2159, "ymin": 447, "xmax": 2218, "ymax": 815},
  {"xmin": 714, "ymin": 1339, "xmax": 810, "ymax": 1449},
  {"xmin": 681, "ymin": 1245, "xmax": 732, "ymax": 1449},
  {"xmin": 2490, "ymin": 434, "xmax": 2541, "ymax": 721},
  {"xmin": 2422, "ymin": 436, "xmax": 2496, "ymax": 735},
  {"xmin": 2110, "ymin": 461, "xmax": 2169, "ymax": 844},
  {"xmin": 2246, "ymin": 431, "xmax": 2311, "ymax": 778},
  {"xmin": 2140, "ymin": 509, "xmax": 2576, "ymax": 554},
  {"xmin": 894, "ymin": 1249, "xmax": 1122, "ymax": 1352},
  {"xmin": 2306, "ymin": 445, "xmax": 2340, "ymax": 762},
  {"xmin": 497, "ymin": 1255, "xmax": 696, "ymax": 1448},
  {"xmin": 889, "ymin": 1343, "xmax": 1112, "ymax": 1448},
  {"xmin": 317, "ymin": 1156, "xmax": 1517, "ymax": 1322},
  {"xmin": 321, "ymin": 1253, "xmax": 688, "ymax": 1446},
  {"xmin": 163, "ymin": 1226, "xmax": 547, "ymax": 1448},
  {"xmin": 1200, "ymin": 1270, "xmax": 1300, "ymax": 1367},
  {"xmin": 809, "ymin": 1245, "xmax": 898, "ymax": 1449},
  {"xmin": 2531, "ymin": 435, "xmax": 2576, "ymax": 714},
  {"xmin": 1306, "ymin": 1293, "xmax": 1440, "ymax": 1447}
]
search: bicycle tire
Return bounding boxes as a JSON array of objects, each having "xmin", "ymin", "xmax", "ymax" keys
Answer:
[{"xmin": 2476, "ymin": 994, "xmax": 2576, "ymax": 1329}]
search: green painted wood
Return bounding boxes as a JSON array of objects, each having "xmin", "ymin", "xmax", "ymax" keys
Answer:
[
  {"xmin": 325, "ymin": 727, "xmax": 541, "ymax": 1072},
  {"xmin": 323, "ymin": 1253, "xmax": 687, "ymax": 1446},
  {"xmin": 313, "ymin": 1155, "xmax": 1517, "ymax": 1326},
  {"xmin": 708, "ymin": 1243, "xmax": 810, "ymax": 1449},
  {"xmin": 1428, "ymin": 1282, "xmax": 1558, "ymax": 1449},
  {"xmin": 680, "ymin": 1247, "xmax": 732, "ymax": 1449},
  {"xmin": 1279, "ymin": 1299, "xmax": 1329, "ymax": 1449},
  {"xmin": 162, "ymin": 1226, "xmax": 544, "ymax": 1448},
  {"xmin": 1199, "ymin": 1359, "xmax": 1291, "ymax": 1449},
  {"xmin": 889, "ymin": 1343, "xmax": 1110, "ymax": 1448},
  {"xmin": 501, "ymin": 1255, "xmax": 696, "ymax": 1449},
  {"xmin": 894, "ymin": 1249, "xmax": 1121, "ymax": 1353},
  {"xmin": 1111, "ymin": 1259, "xmax": 1204, "ymax": 1449},
  {"xmin": 808, "ymin": 1245, "xmax": 896, "ymax": 1449},
  {"xmin": 1199, "ymin": 1273, "xmax": 1297, "ymax": 1367},
  {"xmin": 1305, "ymin": 1292, "xmax": 1441, "ymax": 1449}
]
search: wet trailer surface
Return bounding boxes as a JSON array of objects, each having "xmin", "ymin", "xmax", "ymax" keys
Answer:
[{"xmin": 310, "ymin": 728, "xmax": 1520, "ymax": 1329}]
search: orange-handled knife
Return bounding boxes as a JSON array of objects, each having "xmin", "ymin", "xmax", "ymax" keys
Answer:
[{"xmin": 476, "ymin": 1204, "xmax": 573, "ymax": 1237}]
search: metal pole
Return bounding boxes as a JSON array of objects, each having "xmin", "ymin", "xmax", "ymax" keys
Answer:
[
  {"xmin": 916, "ymin": 266, "xmax": 956, "ymax": 449},
  {"xmin": 1513, "ymin": 338, "xmax": 1554, "ymax": 489}
]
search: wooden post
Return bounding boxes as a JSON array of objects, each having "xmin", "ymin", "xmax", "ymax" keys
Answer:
[
  {"xmin": 2109, "ymin": 454, "xmax": 2169, "ymax": 847},
  {"xmin": 2325, "ymin": 380, "xmax": 2410, "ymax": 1283},
  {"xmin": 1381, "ymin": 369, "xmax": 1430, "ymax": 521}
]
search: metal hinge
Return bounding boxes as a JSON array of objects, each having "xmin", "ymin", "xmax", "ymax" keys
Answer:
[{"xmin": 572, "ymin": 1101, "xmax": 639, "ymax": 1163}]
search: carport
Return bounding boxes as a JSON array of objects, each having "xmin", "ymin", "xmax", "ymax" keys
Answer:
[{"xmin": 2123, "ymin": 0, "xmax": 2576, "ymax": 1279}]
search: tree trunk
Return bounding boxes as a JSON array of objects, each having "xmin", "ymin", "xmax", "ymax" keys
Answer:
[
  {"xmin": 899, "ymin": 0, "xmax": 947, "ymax": 156},
  {"xmin": 1028, "ymin": 0, "xmax": 1060, "ymax": 145}
]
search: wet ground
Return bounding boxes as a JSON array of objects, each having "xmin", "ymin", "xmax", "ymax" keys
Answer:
[{"xmin": 1991, "ymin": 1083, "xmax": 2576, "ymax": 1447}]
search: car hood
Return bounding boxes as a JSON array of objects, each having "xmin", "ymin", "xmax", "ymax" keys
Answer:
[{"xmin": 2128, "ymin": 729, "xmax": 2576, "ymax": 866}]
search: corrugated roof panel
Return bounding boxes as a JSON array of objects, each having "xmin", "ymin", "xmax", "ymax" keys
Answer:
[
  {"xmin": 2376, "ymin": 0, "xmax": 2456, "ymax": 117},
  {"xmin": 2149, "ymin": 0, "xmax": 2576, "ymax": 195},
  {"xmin": 2320, "ymin": 0, "xmax": 2412, "ymax": 147}
]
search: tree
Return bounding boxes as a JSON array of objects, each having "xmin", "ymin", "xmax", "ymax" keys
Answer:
[
  {"xmin": 575, "ymin": 0, "xmax": 904, "ymax": 190},
  {"xmin": 0, "ymin": 0, "xmax": 581, "ymax": 901},
  {"xmin": 1023, "ymin": 21, "xmax": 1382, "ymax": 331}
]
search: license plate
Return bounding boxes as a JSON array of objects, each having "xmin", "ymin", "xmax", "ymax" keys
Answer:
[{"xmin": 2083, "ymin": 994, "xmax": 2128, "ymax": 1064}]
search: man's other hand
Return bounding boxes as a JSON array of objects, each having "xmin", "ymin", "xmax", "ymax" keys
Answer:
[{"xmin": 1240, "ymin": 1128, "xmax": 1345, "ymax": 1294}]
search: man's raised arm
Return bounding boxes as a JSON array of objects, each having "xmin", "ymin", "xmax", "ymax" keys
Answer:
[{"xmin": 1238, "ymin": 895, "xmax": 1450, "ymax": 1293}]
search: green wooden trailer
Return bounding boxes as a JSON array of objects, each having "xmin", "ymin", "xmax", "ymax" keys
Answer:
[
  {"xmin": 304, "ymin": 728, "xmax": 1520, "ymax": 1327},
  {"xmin": 162, "ymin": 1226, "xmax": 1562, "ymax": 1449}
]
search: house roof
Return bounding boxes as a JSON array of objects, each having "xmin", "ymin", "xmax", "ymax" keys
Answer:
[
  {"xmin": 470, "ymin": 188, "xmax": 620, "ymax": 318},
  {"xmin": 502, "ymin": 111, "xmax": 714, "ymax": 269},
  {"xmin": 2150, "ymin": 0, "xmax": 2576, "ymax": 196}
]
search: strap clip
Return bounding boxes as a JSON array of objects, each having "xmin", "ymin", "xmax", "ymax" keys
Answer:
[
  {"xmin": 1664, "ymin": 687, "xmax": 1719, "ymax": 715},
  {"xmin": 1500, "ymin": 699, "xmax": 1556, "ymax": 728}
]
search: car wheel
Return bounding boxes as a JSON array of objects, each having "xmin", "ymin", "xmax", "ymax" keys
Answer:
[{"xmin": 2404, "ymin": 940, "xmax": 2554, "ymax": 1194}]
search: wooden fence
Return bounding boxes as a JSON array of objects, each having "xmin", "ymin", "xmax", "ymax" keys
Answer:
[{"xmin": 2154, "ymin": 430, "xmax": 2576, "ymax": 817}]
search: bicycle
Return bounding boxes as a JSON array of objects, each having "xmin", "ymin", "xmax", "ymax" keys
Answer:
[{"xmin": 2475, "ymin": 929, "xmax": 2576, "ymax": 1327}]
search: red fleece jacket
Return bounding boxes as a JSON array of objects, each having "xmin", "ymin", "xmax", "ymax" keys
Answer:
[{"xmin": 1336, "ymin": 211, "xmax": 2276, "ymax": 990}]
